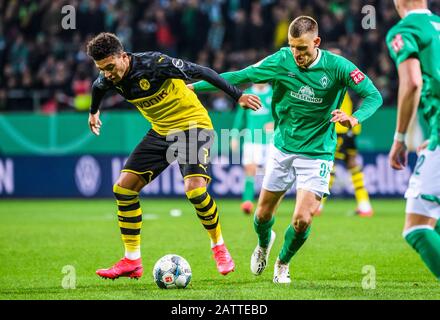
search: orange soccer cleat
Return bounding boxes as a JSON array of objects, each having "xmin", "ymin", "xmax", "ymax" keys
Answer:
[
  {"xmin": 96, "ymin": 257, "xmax": 143, "ymax": 280},
  {"xmin": 212, "ymin": 244, "xmax": 235, "ymax": 275}
]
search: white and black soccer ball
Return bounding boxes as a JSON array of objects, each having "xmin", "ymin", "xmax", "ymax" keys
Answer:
[{"xmin": 152, "ymin": 254, "xmax": 192, "ymax": 289}]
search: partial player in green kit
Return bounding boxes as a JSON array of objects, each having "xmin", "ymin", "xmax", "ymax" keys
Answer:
[
  {"xmin": 387, "ymin": 0, "xmax": 440, "ymax": 280},
  {"xmin": 189, "ymin": 16, "xmax": 383, "ymax": 283},
  {"xmin": 231, "ymin": 83, "xmax": 274, "ymax": 215}
]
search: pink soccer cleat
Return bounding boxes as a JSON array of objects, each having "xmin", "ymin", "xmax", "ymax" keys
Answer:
[
  {"xmin": 212, "ymin": 244, "xmax": 235, "ymax": 275},
  {"xmin": 241, "ymin": 201, "xmax": 254, "ymax": 215},
  {"xmin": 96, "ymin": 257, "xmax": 143, "ymax": 280},
  {"xmin": 356, "ymin": 208, "xmax": 374, "ymax": 217}
]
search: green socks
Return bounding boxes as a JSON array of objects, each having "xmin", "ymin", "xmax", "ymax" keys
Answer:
[
  {"xmin": 243, "ymin": 176, "xmax": 255, "ymax": 202},
  {"xmin": 279, "ymin": 225, "xmax": 311, "ymax": 264},
  {"xmin": 405, "ymin": 227, "xmax": 440, "ymax": 280},
  {"xmin": 435, "ymin": 220, "xmax": 440, "ymax": 235},
  {"xmin": 254, "ymin": 215, "xmax": 275, "ymax": 247}
]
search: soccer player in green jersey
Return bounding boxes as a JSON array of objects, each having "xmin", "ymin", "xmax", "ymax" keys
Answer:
[
  {"xmin": 387, "ymin": 0, "xmax": 440, "ymax": 280},
  {"xmin": 231, "ymin": 83, "xmax": 274, "ymax": 215},
  {"xmin": 190, "ymin": 16, "xmax": 383, "ymax": 283}
]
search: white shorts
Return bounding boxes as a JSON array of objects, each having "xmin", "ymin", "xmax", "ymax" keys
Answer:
[
  {"xmin": 262, "ymin": 144, "xmax": 333, "ymax": 198},
  {"xmin": 405, "ymin": 146, "xmax": 440, "ymax": 219},
  {"xmin": 242, "ymin": 143, "xmax": 269, "ymax": 166}
]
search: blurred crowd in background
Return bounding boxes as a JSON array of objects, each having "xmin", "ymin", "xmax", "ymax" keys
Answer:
[{"xmin": 1, "ymin": 0, "xmax": 439, "ymax": 113}]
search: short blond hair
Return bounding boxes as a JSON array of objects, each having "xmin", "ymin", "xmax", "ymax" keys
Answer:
[{"xmin": 289, "ymin": 16, "xmax": 318, "ymax": 38}]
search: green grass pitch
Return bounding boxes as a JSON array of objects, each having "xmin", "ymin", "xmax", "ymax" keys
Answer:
[{"xmin": 0, "ymin": 198, "xmax": 438, "ymax": 300}]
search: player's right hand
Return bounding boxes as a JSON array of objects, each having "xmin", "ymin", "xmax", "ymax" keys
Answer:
[
  {"xmin": 238, "ymin": 94, "xmax": 261, "ymax": 111},
  {"xmin": 389, "ymin": 140, "xmax": 407, "ymax": 170},
  {"xmin": 88, "ymin": 111, "xmax": 102, "ymax": 136}
]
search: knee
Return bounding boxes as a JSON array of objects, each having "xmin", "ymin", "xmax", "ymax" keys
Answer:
[
  {"xmin": 255, "ymin": 203, "xmax": 274, "ymax": 222},
  {"xmin": 114, "ymin": 172, "xmax": 145, "ymax": 193},
  {"xmin": 184, "ymin": 177, "xmax": 207, "ymax": 194},
  {"xmin": 293, "ymin": 214, "xmax": 312, "ymax": 233},
  {"xmin": 113, "ymin": 183, "xmax": 139, "ymax": 196},
  {"xmin": 113, "ymin": 183, "xmax": 124, "ymax": 197}
]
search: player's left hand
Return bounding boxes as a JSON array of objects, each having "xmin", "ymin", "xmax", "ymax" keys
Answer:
[
  {"xmin": 238, "ymin": 94, "xmax": 262, "ymax": 111},
  {"xmin": 389, "ymin": 140, "xmax": 408, "ymax": 170},
  {"xmin": 330, "ymin": 109, "xmax": 358, "ymax": 128},
  {"xmin": 186, "ymin": 84, "xmax": 194, "ymax": 91}
]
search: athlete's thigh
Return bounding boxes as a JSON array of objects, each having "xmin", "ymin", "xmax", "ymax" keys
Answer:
[
  {"xmin": 116, "ymin": 171, "xmax": 146, "ymax": 192},
  {"xmin": 293, "ymin": 188, "xmax": 321, "ymax": 222},
  {"xmin": 256, "ymin": 188, "xmax": 286, "ymax": 220},
  {"xmin": 404, "ymin": 213, "xmax": 437, "ymax": 231},
  {"xmin": 261, "ymin": 144, "xmax": 295, "ymax": 192},
  {"xmin": 176, "ymin": 128, "xmax": 214, "ymax": 183},
  {"xmin": 123, "ymin": 129, "xmax": 171, "ymax": 185},
  {"xmin": 405, "ymin": 146, "xmax": 440, "ymax": 220}
]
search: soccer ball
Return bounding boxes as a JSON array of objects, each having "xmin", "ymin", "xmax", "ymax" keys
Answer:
[{"xmin": 152, "ymin": 254, "xmax": 192, "ymax": 289}]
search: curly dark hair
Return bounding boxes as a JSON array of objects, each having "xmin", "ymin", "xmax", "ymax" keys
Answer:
[{"xmin": 86, "ymin": 32, "xmax": 124, "ymax": 61}]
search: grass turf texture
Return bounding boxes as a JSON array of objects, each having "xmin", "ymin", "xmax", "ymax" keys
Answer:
[{"xmin": 0, "ymin": 198, "xmax": 438, "ymax": 300}]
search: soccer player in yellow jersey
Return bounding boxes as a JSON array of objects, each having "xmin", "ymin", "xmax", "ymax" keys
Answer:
[{"xmin": 86, "ymin": 33, "xmax": 261, "ymax": 279}]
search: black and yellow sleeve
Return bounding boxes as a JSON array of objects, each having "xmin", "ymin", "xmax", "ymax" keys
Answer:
[{"xmin": 153, "ymin": 54, "xmax": 243, "ymax": 102}]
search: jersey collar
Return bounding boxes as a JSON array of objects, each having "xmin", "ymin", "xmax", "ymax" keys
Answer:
[
  {"xmin": 406, "ymin": 9, "xmax": 431, "ymax": 17},
  {"xmin": 307, "ymin": 48, "xmax": 322, "ymax": 69}
]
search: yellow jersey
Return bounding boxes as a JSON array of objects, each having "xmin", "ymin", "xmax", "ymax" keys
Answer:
[{"xmin": 91, "ymin": 52, "xmax": 243, "ymax": 135}]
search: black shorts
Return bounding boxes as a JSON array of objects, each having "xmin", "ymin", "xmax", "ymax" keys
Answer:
[
  {"xmin": 123, "ymin": 128, "xmax": 214, "ymax": 184},
  {"xmin": 335, "ymin": 132, "xmax": 357, "ymax": 161}
]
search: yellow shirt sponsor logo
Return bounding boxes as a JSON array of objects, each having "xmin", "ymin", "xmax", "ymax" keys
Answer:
[
  {"xmin": 127, "ymin": 79, "xmax": 213, "ymax": 135},
  {"xmin": 133, "ymin": 89, "xmax": 168, "ymax": 109}
]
